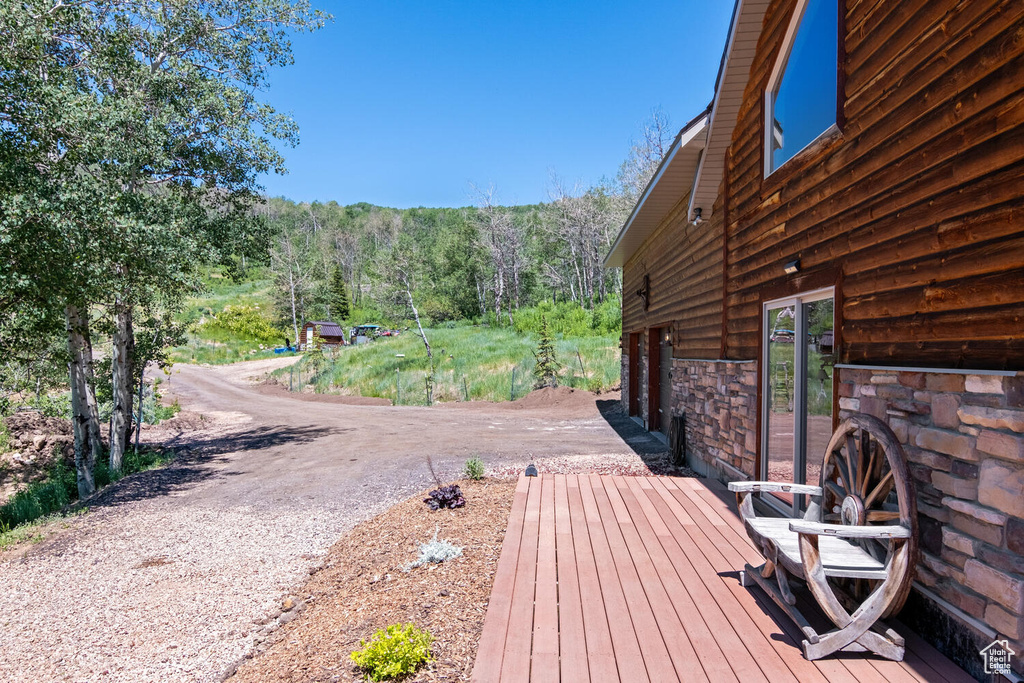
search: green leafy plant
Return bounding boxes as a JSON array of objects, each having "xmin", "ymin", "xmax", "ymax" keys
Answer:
[
  {"xmin": 350, "ymin": 623, "xmax": 433, "ymax": 681},
  {"xmin": 463, "ymin": 457, "xmax": 484, "ymax": 480}
]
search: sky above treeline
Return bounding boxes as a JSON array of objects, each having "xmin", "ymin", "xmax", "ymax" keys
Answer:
[{"xmin": 260, "ymin": 0, "xmax": 735, "ymax": 209}]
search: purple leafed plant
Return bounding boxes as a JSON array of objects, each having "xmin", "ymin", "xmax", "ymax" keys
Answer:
[{"xmin": 424, "ymin": 484, "xmax": 465, "ymax": 510}]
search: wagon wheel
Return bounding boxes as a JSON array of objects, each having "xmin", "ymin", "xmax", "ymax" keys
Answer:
[{"xmin": 819, "ymin": 414, "xmax": 918, "ymax": 617}]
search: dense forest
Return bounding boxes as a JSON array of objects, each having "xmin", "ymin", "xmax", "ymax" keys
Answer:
[
  {"xmin": 260, "ymin": 187, "xmax": 622, "ymax": 340},
  {"xmin": 255, "ymin": 118, "xmax": 674, "ymax": 340}
]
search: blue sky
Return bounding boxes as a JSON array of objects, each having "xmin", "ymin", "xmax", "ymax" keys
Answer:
[{"xmin": 260, "ymin": 0, "xmax": 735, "ymax": 208}]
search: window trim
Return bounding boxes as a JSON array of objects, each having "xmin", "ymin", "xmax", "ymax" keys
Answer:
[
  {"xmin": 763, "ymin": 0, "xmax": 840, "ymax": 178},
  {"xmin": 760, "ymin": 286, "xmax": 835, "ymax": 516}
]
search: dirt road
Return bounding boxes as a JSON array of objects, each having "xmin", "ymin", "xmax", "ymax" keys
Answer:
[{"xmin": 0, "ymin": 357, "xmax": 665, "ymax": 682}]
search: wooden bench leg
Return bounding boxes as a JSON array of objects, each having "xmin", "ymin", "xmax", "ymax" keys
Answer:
[
  {"xmin": 798, "ymin": 534, "xmax": 910, "ymax": 661},
  {"xmin": 741, "ymin": 562, "xmax": 820, "ymax": 645}
]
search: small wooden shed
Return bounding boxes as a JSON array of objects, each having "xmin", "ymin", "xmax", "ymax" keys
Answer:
[{"xmin": 301, "ymin": 321, "xmax": 346, "ymax": 349}]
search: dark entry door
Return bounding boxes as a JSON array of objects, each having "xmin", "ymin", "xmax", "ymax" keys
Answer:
[{"xmin": 628, "ymin": 333, "xmax": 640, "ymax": 416}]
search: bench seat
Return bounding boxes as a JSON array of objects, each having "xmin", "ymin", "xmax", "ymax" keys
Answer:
[{"xmin": 747, "ymin": 517, "xmax": 888, "ymax": 580}]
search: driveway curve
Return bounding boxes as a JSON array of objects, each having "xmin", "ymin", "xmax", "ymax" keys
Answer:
[{"xmin": 0, "ymin": 358, "xmax": 662, "ymax": 682}]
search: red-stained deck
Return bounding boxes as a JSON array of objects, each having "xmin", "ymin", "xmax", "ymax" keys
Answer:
[{"xmin": 472, "ymin": 474, "xmax": 973, "ymax": 683}]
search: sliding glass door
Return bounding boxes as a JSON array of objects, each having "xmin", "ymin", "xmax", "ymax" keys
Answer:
[{"xmin": 762, "ymin": 288, "xmax": 835, "ymax": 514}]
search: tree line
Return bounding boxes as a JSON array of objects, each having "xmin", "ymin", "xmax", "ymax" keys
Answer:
[{"xmin": 260, "ymin": 111, "xmax": 675, "ymax": 338}]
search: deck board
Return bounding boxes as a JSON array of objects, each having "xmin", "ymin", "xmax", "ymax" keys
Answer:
[{"xmin": 471, "ymin": 475, "xmax": 973, "ymax": 683}]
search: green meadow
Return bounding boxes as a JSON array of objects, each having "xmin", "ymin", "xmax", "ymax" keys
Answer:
[{"xmin": 274, "ymin": 326, "xmax": 621, "ymax": 404}]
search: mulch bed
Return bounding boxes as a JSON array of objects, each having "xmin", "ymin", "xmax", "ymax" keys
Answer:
[{"xmin": 229, "ymin": 478, "xmax": 518, "ymax": 682}]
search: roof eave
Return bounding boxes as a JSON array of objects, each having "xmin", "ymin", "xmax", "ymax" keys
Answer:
[{"xmin": 604, "ymin": 112, "xmax": 710, "ymax": 269}]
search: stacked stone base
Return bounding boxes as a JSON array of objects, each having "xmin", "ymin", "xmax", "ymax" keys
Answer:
[
  {"xmin": 837, "ymin": 366, "xmax": 1024, "ymax": 678},
  {"xmin": 667, "ymin": 359, "xmax": 758, "ymax": 479}
]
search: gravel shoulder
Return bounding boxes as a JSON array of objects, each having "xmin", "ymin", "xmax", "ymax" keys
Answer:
[{"xmin": 0, "ymin": 358, "xmax": 669, "ymax": 682}]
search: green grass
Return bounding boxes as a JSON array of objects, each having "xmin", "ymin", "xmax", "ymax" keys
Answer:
[
  {"xmin": 274, "ymin": 325, "xmax": 621, "ymax": 405},
  {"xmin": 0, "ymin": 509, "xmax": 88, "ymax": 550},
  {"xmin": 170, "ymin": 268, "xmax": 297, "ymax": 364},
  {"xmin": 0, "ymin": 445, "xmax": 175, "ymax": 539}
]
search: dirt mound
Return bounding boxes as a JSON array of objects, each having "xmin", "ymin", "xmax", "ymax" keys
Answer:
[
  {"xmin": 510, "ymin": 385, "xmax": 593, "ymax": 409},
  {"xmin": 1, "ymin": 411, "xmax": 75, "ymax": 503},
  {"xmin": 255, "ymin": 382, "xmax": 392, "ymax": 406}
]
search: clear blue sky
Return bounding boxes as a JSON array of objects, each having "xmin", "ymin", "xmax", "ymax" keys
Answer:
[{"xmin": 259, "ymin": 0, "xmax": 735, "ymax": 208}]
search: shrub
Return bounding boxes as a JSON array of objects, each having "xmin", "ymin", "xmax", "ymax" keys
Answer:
[
  {"xmin": 350, "ymin": 623, "xmax": 433, "ymax": 681},
  {"xmin": 405, "ymin": 529, "xmax": 462, "ymax": 570},
  {"xmin": 21, "ymin": 392, "xmax": 72, "ymax": 419},
  {"xmin": 533, "ymin": 316, "xmax": 559, "ymax": 389},
  {"xmin": 201, "ymin": 305, "xmax": 284, "ymax": 344},
  {"xmin": 424, "ymin": 484, "xmax": 465, "ymax": 510},
  {"xmin": 463, "ymin": 457, "xmax": 484, "ymax": 480}
]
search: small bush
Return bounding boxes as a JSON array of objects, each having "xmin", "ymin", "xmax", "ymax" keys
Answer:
[
  {"xmin": 463, "ymin": 457, "xmax": 484, "ymax": 480},
  {"xmin": 201, "ymin": 305, "xmax": 285, "ymax": 344},
  {"xmin": 424, "ymin": 484, "xmax": 465, "ymax": 510},
  {"xmin": 20, "ymin": 393, "xmax": 72, "ymax": 419},
  {"xmin": 350, "ymin": 623, "xmax": 433, "ymax": 681},
  {"xmin": 405, "ymin": 529, "xmax": 463, "ymax": 570}
]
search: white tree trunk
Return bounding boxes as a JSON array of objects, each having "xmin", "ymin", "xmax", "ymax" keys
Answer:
[
  {"xmin": 66, "ymin": 304, "xmax": 103, "ymax": 498},
  {"xmin": 109, "ymin": 299, "xmax": 132, "ymax": 473},
  {"xmin": 404, "ymin": 277, "xmax": 431, "ymax": 361}
]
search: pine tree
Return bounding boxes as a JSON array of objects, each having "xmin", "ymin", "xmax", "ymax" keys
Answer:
[
  {"xmin": 533, "ymin": 316, "xmax": 560, "ymax": 389},
  {"xmin": 329, "ymin": 266, "xmax": 351, "ymax": 321}
]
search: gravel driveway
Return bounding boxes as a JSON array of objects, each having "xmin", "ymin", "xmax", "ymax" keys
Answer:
[{"xmin": 0, "ymin": 358, "xmax": 666, "ymax": 682}]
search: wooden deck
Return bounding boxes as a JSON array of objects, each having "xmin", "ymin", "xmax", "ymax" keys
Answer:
[{"xmin": 472, "ymin": 474, "xmax": 973, "ymax": 683}]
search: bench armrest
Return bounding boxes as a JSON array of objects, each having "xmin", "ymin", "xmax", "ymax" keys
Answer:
[
  {"xmin": 789, "ymin": 521, "xmax": 911, "ymax": 539},
  {"xmin": 728, "ymin": 481, "xmax": 822, "ymax": 496}
]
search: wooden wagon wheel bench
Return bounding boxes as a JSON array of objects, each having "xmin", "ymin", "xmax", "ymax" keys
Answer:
[{"xmin": 728, "ymin": 413, "xmax": 919, "ymax": 661}]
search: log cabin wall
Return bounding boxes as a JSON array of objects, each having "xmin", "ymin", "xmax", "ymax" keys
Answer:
[
  {"xmin": 721, "ymin": 0, "xmax": 1024, "ymax": 370},
  {"xmin": 622, "ymin": 193, "xmax": 725, "ymax": 360},
  {"xmin": 709, "ymin": 0, "xmax": 1024, "ymax": 673}
]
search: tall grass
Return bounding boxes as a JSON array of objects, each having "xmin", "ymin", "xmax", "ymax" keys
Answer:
[{"xmin": 274, "ymin": 325, "xmax": 621, "ymax": 405}]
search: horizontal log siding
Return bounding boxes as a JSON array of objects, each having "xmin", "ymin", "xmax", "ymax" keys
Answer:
[
  {"xmin": 722, "ymin": 0, "xmax": 1024, "ymax": 370},
  {"xmin": 622, "ymin": 194, "xmax": 724, "ymax": 359}
]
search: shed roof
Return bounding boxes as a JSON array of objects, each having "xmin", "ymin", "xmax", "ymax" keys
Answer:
[{"xmin": 306, "ymin": 321, "xmax": 345, "ymax": 338}]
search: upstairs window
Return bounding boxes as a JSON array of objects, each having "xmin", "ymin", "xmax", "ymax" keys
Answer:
[{"xmin": 765, "ymin": 0, "xmax": 839, "ymax": 174}]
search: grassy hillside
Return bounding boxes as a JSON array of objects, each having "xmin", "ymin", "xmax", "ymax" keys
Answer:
[
  {"xmin": 173, "ymin": 271, "xmax": 623, "ymax": 402},
  {"xmin": 171, "ymin": 270, "xmax": 297, "ymax": 364},
  {"xmin": 273, "ymin": 326, "xmax": 621, "ymax": 404}
]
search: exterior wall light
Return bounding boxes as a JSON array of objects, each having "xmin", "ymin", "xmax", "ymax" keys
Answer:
[
  {"xmin": 692, "ymin": 207, "xmax": 704, "ymax": 224},
  {"xmin": 784, "ymin": 259, "xmax": 801, "ymax": 274}
]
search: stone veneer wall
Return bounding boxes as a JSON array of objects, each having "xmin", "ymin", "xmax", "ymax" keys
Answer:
[
  {"xmin": 668, "ymin": 359, "xmax": 758, "ymax": 479},
  {"xmin": 837, "ymin": 367, "xmax": 1024, "ymax": 677}
]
